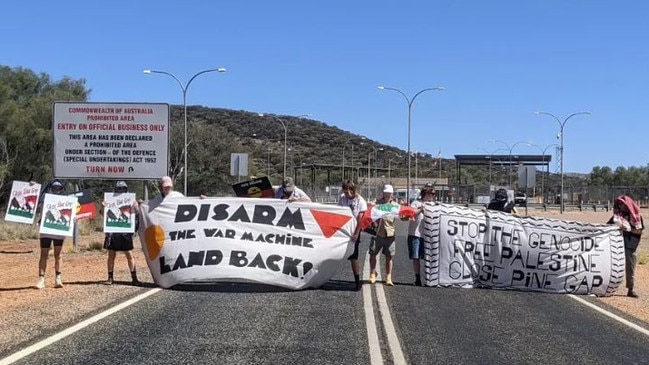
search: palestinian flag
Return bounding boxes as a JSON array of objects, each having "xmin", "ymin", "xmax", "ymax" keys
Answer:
[{"xmin": 359, "ymin": 203, "xmax": 417, "ymax": 232}]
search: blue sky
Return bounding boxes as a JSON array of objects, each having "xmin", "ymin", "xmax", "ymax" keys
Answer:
[{"xmin": 2, "ymin": 1, "xmax": 647, "ymax": 173}]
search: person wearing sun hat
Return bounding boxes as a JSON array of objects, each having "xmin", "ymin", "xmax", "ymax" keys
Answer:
[
  {"xmin": 103, "ymin": 181, "xmax": 140, "ymax": 286},
  {"xmin": 273, "ymin": 177, "xmax": 311, "ymax": 202}
]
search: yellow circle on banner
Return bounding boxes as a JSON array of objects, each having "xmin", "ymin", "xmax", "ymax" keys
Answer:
[
  {"xmin": 145, "ymin": 225, "xmax": 166, "ymax": 260},
  {"xmin": 247, "ymin": 186, "xmax": 262, "ymax": 198},
  {"xmin": 76, "ymin": 203, "xmax": 81, "ymax": 213}
]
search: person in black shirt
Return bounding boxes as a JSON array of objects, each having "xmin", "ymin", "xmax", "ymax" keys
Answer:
[{"xmin": 487, "ymin": 188, "xmax": 518, "ymax": 214}]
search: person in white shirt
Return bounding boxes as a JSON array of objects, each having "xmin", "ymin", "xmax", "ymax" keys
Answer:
[
  {"xmin": 337, "ymin": 180, "xmax": 367, "ymax": 291},
  {"xmin": 273, "ymin": 177, "xmax": 311, "ymax": 202},
  {"xmin": 407, "ymin": 185, "xmax": 436, "ymax": 286}
]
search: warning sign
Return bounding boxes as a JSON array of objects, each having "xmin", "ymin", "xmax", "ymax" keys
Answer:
[{"xmin": 52, "ymin": 102, "xmax": 169, "ymax": 179}]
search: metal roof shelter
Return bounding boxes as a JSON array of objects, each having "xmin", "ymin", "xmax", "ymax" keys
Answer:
[{"xmin": 454, "ymin": 154, "xmax": 552, "ymax": 185}]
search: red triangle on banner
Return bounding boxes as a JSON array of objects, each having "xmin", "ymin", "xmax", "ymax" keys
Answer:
[{"xmin": 310, "ymin": 210, "xmax": 352, "ymax": 238}]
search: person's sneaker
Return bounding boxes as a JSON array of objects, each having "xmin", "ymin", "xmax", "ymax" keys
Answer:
[
  {"xmin": 35, "ymin": 276, "xmax": 45, "ymax": 289},
  {"xmin": 627, "ymin": 290, "xmax": 639, "ymax": 298},
  {"xmin": 54, "ymin": 274, "xmax": 64, "ymax": 288},
  {"xmin": 369, "ymin": 272, "xmax": 377, "ymax": 284},
  {"xmin": 414, "ymin": 278, "xmax": 422, "ymax": 286},
  {"xmin": 385, "ymin": 276, "xmax": 394, "ymax": 286},
  {"xmin": 131, "ymin": 278, "xmax": 140, "ymax": 286},
  {"xmin": 104, "ymin": 278, "xmax": 114, "ymax": 285}
]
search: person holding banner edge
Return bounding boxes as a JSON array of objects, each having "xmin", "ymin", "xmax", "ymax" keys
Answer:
[
  {"xmin": 338, "ymin": 180, "xmax": 367, "ymax": 291},
  {"xmin": 273, "ymin": 177, "xmax": 311, "ymax": 202},
  {"xmin": 103, "ymin": 181, "xmax": 140, "ymax": 285},
  {"xmin": 407, "ymin": 185, "xmax": 436, "ymax": 286},
  {"xmin": 607, "ymin": 195, "xmax": 644, "ymax": 298}
]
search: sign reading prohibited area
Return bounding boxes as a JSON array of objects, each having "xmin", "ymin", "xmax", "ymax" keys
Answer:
[{"xmin": 52, "ymin": 102, "xmax": 170, "ymax": 179}]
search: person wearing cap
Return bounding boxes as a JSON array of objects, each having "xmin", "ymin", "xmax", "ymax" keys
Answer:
[
  {"xmin": 103, "ymin": 181, "xmax": 140, "ymax": 285},
  {"xmin": 157, "ymin": 175, "xmax": 184, "ymax": 198},
  {"xmin": 338, "ymin": 179, "xmax": 367, "ymax": 291},
  {"xmin": 34, "ymin": 179, "xmax": 69, "ymax": 289},
  {"xmin": 408, "ymin": 185, "xmax": 436, "ymax": 286},
  {"xmin": 368, "ymin": 184, "xmax": 398, "ymax": 286},
  {"xmin": 273, "ymin": 177, "xmax": 311, "ymax": 202},
  {"xmin": 487, "ymin": 188, "xmax": 517, "ymax": 214}
]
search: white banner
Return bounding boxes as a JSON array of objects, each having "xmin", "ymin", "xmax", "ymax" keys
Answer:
[
  {"xmin": 5, "ymin": 181, "xmax": 41, "ymax": 224},
  {"xmin": 422, "ymin": 204, "xmax": 624, "ymax": 296},
  {"xmin": 103, "ymin": 193, "xmax": 136, "ymax": 233},
  {"xmin": 39, "ymin": 194, "xmax": 78, "ymax": 237},
  {"xmin": 138, "ymin": 198, "xmax": 355, "ymax": 289},
  {"xmin": 52, "ymin": 102, "xmax": 169, "ymax": 179}
]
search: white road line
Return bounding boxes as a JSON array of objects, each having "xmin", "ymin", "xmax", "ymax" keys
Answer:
[
  {"xmin": 0, "ymin": 288, "xmax": 162, "ymax": 365},
  {"xmin": 373, "ymin": 270, "xmax": 408, "ymax": 365},
  {"xmin": 362, "ymin": 253, "xmax": 407, "ymax": 365},
  {"xmin": 568, "ymin": 294, "xmax": 649, "ymax": 337},
  {"xmin": 362, "ymin": 254, "xmax": 384, "ymax": 365}
]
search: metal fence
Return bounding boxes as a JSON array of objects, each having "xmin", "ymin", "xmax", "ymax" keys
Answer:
[{"xmin": 442, "ymin": 184, "xmax": 649, "ymax": 207}]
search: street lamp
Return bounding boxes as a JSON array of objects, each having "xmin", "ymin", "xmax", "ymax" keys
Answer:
[
  {"xmin": 361, "ymin": 142, "xmax": 381, "ymax": 200},
  {"xmin": 342, "ymin": 141, "xmax": 354, "ymax": 182},
  {"xmin": 535, "ymin": 111, "xmax": 591, "ymax": 213},
  {"xmin": 479, "ymin": 147, "xmax": 507, "ymax": 186},
  {"xmin": 258, "ymin": 113, "xmax": 311, "ymax": 181},
  {"xmin": 489, "ymin": 139, "xmax": 531, "ymax": 188},
  {"xmin": 527, "ymin": 142, "xmax": 559, "ymax": 204},
  {"xmin": 378, "ymin": 85, "xmax": 444, "ymax": 202},
  {"xmin": 143, "ymin": 67, "xmax": 226, "ymax": 195}
]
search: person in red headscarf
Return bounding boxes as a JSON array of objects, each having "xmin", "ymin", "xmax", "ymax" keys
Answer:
[{"xmin": 608, "ymin": 195, "xmax": 644, "ymax": 298}]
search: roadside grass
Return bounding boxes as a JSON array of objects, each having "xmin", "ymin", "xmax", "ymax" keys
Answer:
[
  {"xmin": 0, "ymin": 215, "xmax": 104, "ymax": 241},
  {"xmin": 639, "ymin": 253, "xmax": 649, "ymax": 266}
]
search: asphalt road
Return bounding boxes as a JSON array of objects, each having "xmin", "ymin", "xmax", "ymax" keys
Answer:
[{"xmin": 8, "ymin": 221, "xmax": 649, "ymax": 365}]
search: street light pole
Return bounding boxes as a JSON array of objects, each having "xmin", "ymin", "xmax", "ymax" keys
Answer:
[
  {"xmin": 489, "ymin": 140, "xmax": 531, "ymax": 188},
  {"xmin": 479, "ymin": 147, "xmax": 506, "ymax": 186},
  {"xmin": 258, "ymin": 114, "xmax": 311, "ymax": 181},
  {"xmin": 362, "ymin": 142, "xmax": 379, "ymax": 200},
  {"xmin": 144, "ymin": 67, "xmax": 226, "ymax": 195},
  {"xmin": 378, "ymin": 86, "xmax": 444, "ymax": 202},
  {"xmin": 535, "ymin": 111, "xmax": 591, "ymax": 213},
  {"xmin": 527, "ymin": 142, "xmax": 560, "ymax": 204}
]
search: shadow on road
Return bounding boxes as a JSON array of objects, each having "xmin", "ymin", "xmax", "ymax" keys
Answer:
[{"xmin": 167, "ymin": 279, "xmax": 359, "ymax": 293}]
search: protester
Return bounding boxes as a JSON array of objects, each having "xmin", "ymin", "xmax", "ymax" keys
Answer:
[
  {"xmin": 408, "ymin": 185, "xmax": 436, "ymax": 286},
  {"xmin": 103, "ymin": 181, "xmax": 140, "ymax": 285},
  {"xmin": 35, "ymin": 179, "xmax": 69, "ymax": 289},
  {"xmin": 157, "ymin": 175, "xmax": 184, "ymax": 199},
  {"xmin": 273, "ymin": 177, "xmax": 311, "ymax": 202},
  {"xmin": 487, "ymin": 188, "xmax": 518, "ymax": 214},
  {"xmin": 608, "ymin": 195, "xmax": 644, "ymax": 298},
  {"xmin": 368, "ymin": 184, "xmax": 398, "ymax": 286},
  {"xmin": 338, "ymin": 180, "xmax": 367, "ymax": 291}
]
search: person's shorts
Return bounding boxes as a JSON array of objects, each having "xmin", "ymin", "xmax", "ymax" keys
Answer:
[
  {"xmin": 40, "ymin": 237, "xmax": 64, "ymax": 249},
  {"xmin": 369, "ymin": 236, "xmax": 395, "ymax": 256},
  {"xmin": 347, "ymin": 238, "xmax": 361, "ymax": 260},
  {"xmin": 407, "ymin": 235, "xmax": 424, "ymax": 260}
]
